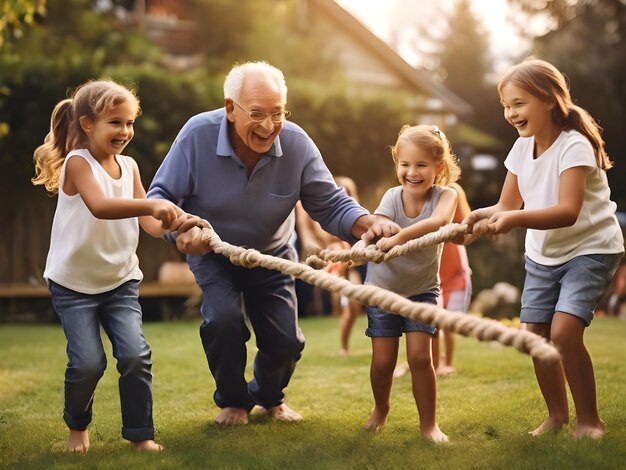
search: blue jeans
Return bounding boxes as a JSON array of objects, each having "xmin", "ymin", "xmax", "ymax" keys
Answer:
[
  {"xmin": 49, "ymin": 280, "xmax": 154, "ymax": 441},
  {"xmin": 188, "ymin": 244, "xmax": 305, "ymax": 410}
]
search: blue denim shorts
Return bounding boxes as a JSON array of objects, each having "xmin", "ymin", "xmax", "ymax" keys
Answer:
[
  {"xmin": 365, "ymin": 292, "xmax": 438, "ymax": 337},
  {"xmin": 521, "ymin": 253, "xmax": 623, "ymax": 326}
]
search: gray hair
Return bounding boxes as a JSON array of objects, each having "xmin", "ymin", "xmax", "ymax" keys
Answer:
[{"xmin": 223, "ymin": 61, "xmax": 288, "ymax": 103}]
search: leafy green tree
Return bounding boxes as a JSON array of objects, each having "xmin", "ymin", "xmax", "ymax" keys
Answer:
[
  {"xmin": 0, "ymin": 0, "xmax": 46, "ymax": 47},
  {"xmin": 242, "ymin": 0, "xmax": 342, "ymax": 82},
  {"xmin": 0, "ymin": 0, "xmax": 187, "ymax": 283},
  {"xmin": 438, "ymin": 1, "xmax": 490, "ymax": 102},
  {"xmin": 437, "ymin": 0, "xmax": 514, "ymax": 147}
]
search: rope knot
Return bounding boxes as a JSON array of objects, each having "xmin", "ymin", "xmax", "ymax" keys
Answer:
[
  {"xmin": 305, "ymin": 254, "xmax": 328, "ymax": 269},
  {"xmin": 238, "ymin": 250, "xmax": 263, "ymax": 268}
]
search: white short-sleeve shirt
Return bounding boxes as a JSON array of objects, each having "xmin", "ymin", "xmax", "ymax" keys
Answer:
[{"xmin": 504, "ymin": 130, "xmax": 623, "ymax": 265}]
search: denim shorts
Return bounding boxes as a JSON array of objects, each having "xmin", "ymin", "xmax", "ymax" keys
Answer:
[
  {"xmin": 365, "ymin": 292, "xmax": 438, "ymax": 337},
  {"xmin": 521, "ymin": 253, "xmax": 623, "ymax": 326}
]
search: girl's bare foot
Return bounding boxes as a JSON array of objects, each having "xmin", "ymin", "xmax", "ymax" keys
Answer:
[
  {"xmin": 132, "ymin": 439, "xmax": 163, "ymax": 451},
  {"xmin": 215, "ymin": 407, "xmax": 249, "ymax": 425},
  {"xmin": 364, "ymin": 406, "xmax": 389, "ymax": 431},
  {"xmin": 529, "ymin": 416, "xmax": 568, "ymax": 436},
  {"xmin": 67, "ymin": 430, "xmax": 89, "ymax": 453},
  {"xmin": 393, "ymin": 362, "xmax": 410, "ymax": 379},
  {"xmin": 436, "ymin": 365, "xmax": 456, "ymax": 377},
  {"xmin": 421, "ymin": 424, "xmax": 449, "ymax": 443},
  {"xmin": 572, "ymin": 422, "xmax": 605, "ymax": 440},
  {"xmin": 339, "ymin": 348, "xmax": 349, "ymax": 357}
]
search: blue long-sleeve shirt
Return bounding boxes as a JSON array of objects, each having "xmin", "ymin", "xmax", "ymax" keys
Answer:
[{"xmin": 147, "ymin": 109, "xmax": 368, "ymax": 252}]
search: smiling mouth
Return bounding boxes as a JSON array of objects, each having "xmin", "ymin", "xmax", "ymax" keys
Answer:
[
  {"xmin": 405, "ymin": 178, "xmax": 423, "ymax": 185},
  {"xmin": 253, "ymin": 130, "xmax": 271, "ymax": 140},
  {"xmin": 512, "ymin": 120, "xmax": 527, "ymax": 129},
  {"xmin": 112, "ymin": 139, "xmax": 127, "ymax": 146}
]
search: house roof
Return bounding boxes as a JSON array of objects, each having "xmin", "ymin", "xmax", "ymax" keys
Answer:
[{"xmin": 311, "ymin": 0, "xmax": 473, "ymax": 115}]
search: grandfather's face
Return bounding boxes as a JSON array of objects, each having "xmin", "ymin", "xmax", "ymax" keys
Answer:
[{"xmin": 226, "ymin": 74, "xmax": 286, "ymax": 156}]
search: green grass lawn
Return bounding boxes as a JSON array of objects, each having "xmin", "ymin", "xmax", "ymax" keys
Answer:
[{"xmin": 1, "ymin": 315, "xmax": 625, "ymax": 469}]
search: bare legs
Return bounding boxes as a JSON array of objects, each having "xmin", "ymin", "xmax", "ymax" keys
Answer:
[
  {"xmin": 438, "ymin": 330, "xmax": 457, "ymax": 376},
  {"xmin": 431, "ymin": 330, "xmax": 456, "ymax": 376},
  {"xmin": 365, "ymin": 333, "xmax": 447, "ymax": 443},
  {"xmin": 406, "ymin": 333, "xmax": 448, "ymax": 442},
  {"xmin": 364, "ymin": 337, "xmax": 398, "ymax": 431},
  {"xmin": 527, "ymin": 312, "xmax": 604, "ymax": 439},
  {"xmin": 339, "ymin": 299, "xmax": 363, "ymax": 356},
  {"xmin": 339, "ymin": 269, "xmax": 364, "ymax": 356}
]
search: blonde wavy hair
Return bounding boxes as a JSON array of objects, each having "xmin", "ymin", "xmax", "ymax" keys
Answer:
[
  {"xmin": 390, "ymin": 124, "xmax": 461, "ymax": 186},
  {"xmin": 32, "ymin": 80, "xmax": 140, "ymax": 193}
]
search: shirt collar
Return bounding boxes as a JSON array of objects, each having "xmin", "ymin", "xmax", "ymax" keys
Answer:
[{"xmin": 216, "ymin": 110, "xmax": 284, "ymax": 158}]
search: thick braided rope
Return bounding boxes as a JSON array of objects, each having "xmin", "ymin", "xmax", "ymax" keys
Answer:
[
  {"xmin": 306, "ymin": 223, "xmax": 470, "ymax": 268},
  {"xmin": 198, "ymin": 222, "xmax": 559, "ymax": 363}
]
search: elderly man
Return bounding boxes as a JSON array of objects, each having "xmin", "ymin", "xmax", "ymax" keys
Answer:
[{"xmin": 148, "ymin": 61, "xmax": 398, "ymax": 425}]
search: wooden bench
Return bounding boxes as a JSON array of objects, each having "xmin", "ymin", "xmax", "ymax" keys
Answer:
[{"xmin": 0, "ymin": 282, "xmax": 201, "ymax": 320}]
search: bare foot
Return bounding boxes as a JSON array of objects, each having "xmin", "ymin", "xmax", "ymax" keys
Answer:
[
  {"xmin": 215, "ymin": 407, "xmax": 249, "ymax": 425},
  {"xmin": 364, "ymin": 406, "xmax": 389, "ymax": 431},
  {"xmin": 339, "ymin": 348, "xmax": 349, "ymax": 357},
  {"xmin": 393, "ymin": 362, "xmax": 410, "ymax": 379},
  {"xmin": 572, "ymin": 422, "xmax": 605, "ymax": 440},
  {"xmin": 267, "ymin": 403, "xmax": 303, "ymax": 422},
  {"xmin": 529, "ymin": 417, "xmax": 568, "ymax": 436},
  {"xmin": 436, "ymin": 365, "xmax": 456, "ymax": 377},
  {"xmin": 67, "ymin": 430, "xmax": 89, "ymax": 453},
  {"xmin": 421, "ymin": 424, "xmax": 449, "ymax": 443},
  {"xmin": 132, "ymin": 440, "xmax": 163, "ymax": 451}
]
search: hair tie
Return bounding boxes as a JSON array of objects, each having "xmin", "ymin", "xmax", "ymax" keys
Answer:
[{"xmin": 431, "ymin": 125, "xmax": 445, "ymax": 140}]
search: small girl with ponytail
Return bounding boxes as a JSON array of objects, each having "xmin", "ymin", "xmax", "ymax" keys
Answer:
[
  {"xmin": 33, "ymin": 79, "xmax": 199, "ymax": 452},
  {"xmin": 465, "ymin": 59, "xmax": 623, "ymax": 439},
  {"xmin": 363, "ymin": 124, "xmax": 461, "ymax": 442}
]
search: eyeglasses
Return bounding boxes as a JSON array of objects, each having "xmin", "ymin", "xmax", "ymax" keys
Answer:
[{"xmin": 232, "ymin": 100, "xmax": 291, "ymax": 123}]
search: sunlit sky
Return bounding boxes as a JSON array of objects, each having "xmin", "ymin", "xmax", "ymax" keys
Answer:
[{"xmin": 336, "ymin": 0, "xmax": 540, "ymax": 73}]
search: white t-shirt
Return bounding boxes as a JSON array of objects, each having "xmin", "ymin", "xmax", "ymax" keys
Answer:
[
  {"xmin": 365, "ymin": 185, "xmax": 444, "ymax": 297},
  {"xmin": 504, "ymin": 130, "xmax": 624, "ymax": 265},
  {"xmin": 44, "ymin": 149, "xmax": 143, "ymax": 294}
]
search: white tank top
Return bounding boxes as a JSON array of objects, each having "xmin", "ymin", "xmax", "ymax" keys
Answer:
[{"xmin": 44, "ymin": 149, "xmax": 143, "ymax": 294}]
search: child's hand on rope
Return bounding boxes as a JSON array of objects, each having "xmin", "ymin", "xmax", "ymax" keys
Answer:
[
  {"xmin": 452, "ymin": 218, "xmax": 493, "ymax": 245},
  {"xmin": 475, "ymin": 218, "xmax": 500, "ymax": 241},
  {"xmin": 375, "ymin": 234, "xmax": 400, "ymax": 252},
  {"xmin": 460, "ymin": 209, "xmax": 502, "ymax": 243},
  {"xmin": 463, "ymin": 208, "xmax": 489, "ymax": 230},
  {"xmin": 173, "ymin": 212, "xmax": 203, "ymax": 235},
  {"xmin": 360, "ymin": 215, "xmax": 400, "ymax": 245},
  {"xmin": 487, "ymin": 210, "xmax": 521, "ymax": 235},
  {"xmin": 151, "ymin": 199, "xmax": 183, "ymax": 230}
]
